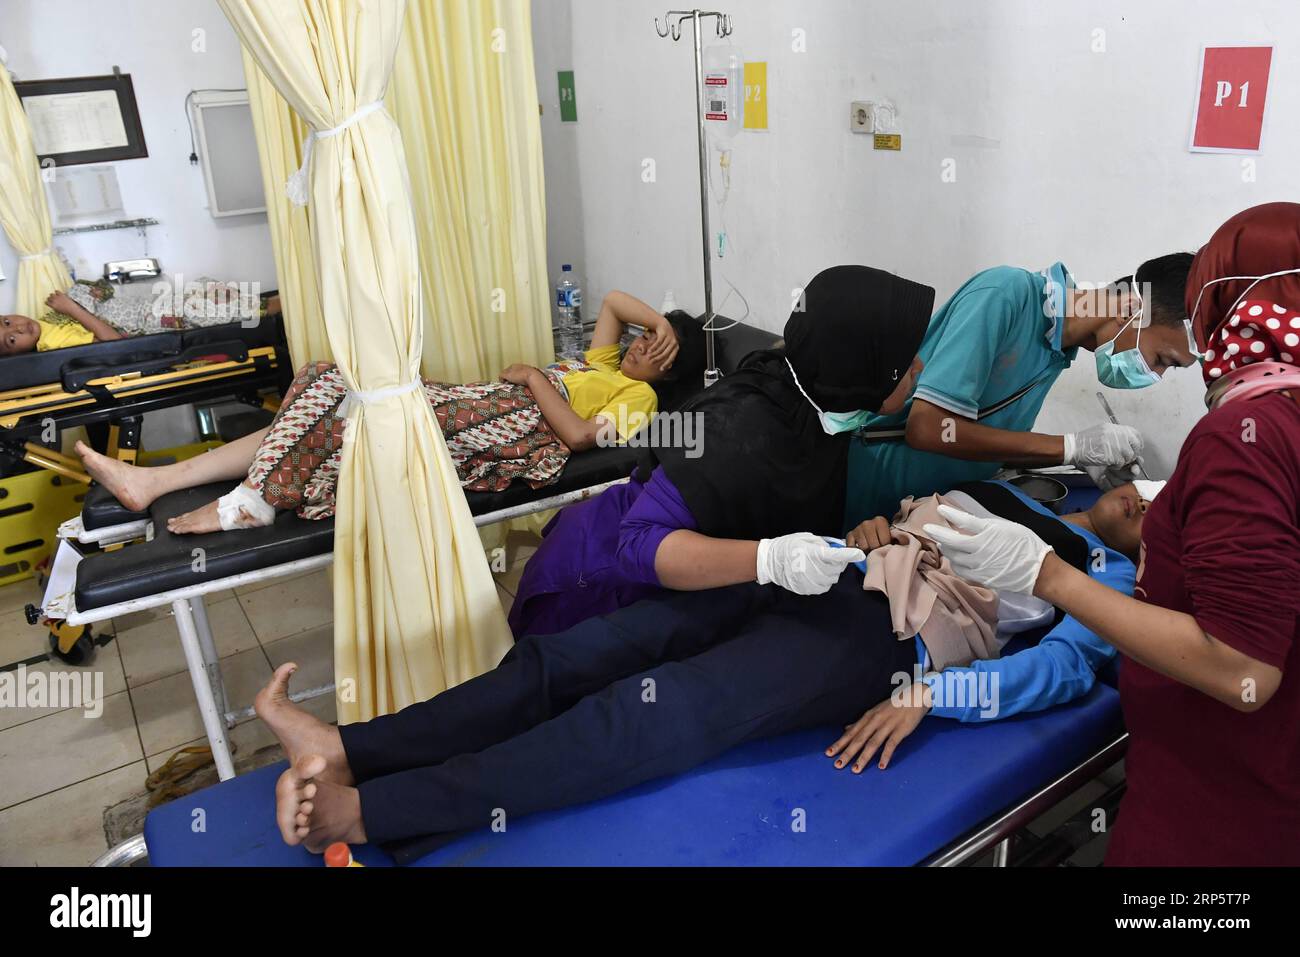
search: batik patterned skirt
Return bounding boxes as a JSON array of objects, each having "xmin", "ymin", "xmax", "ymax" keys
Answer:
[{"xmin": 247, "ymin": 362, "xmax": 572, "ymax": 519}]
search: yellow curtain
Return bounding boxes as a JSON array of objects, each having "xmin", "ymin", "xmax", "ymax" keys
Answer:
[
  {"xmin": 242, "ymin": 0, "xmax": 553, "ymax": 380},
  {"xmin": 241, "ymin": 49, "xmax": 328, "ymax": 367},
  {"xmin": 218, "ymin": 0, "xmax": 513, "ymax": 723},
  {"xmin": 392, "ymin": 0, "xmax": 553, "ymax": 382},
  {"xmin": 0, "ymin": 64, "xmax": 71, "ymax": 320}
]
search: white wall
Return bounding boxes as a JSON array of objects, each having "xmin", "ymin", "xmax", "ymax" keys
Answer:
[
  {"xmin": 532, "ymin": 0, "xmax": 1300, "ymax": 477},
  {"xmin": 0, "ymin": 0, "xmax": 275, "ymax": 316}
]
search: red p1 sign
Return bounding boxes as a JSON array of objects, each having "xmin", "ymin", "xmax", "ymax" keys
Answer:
[{"xmin": 1190, "ymin": 46, "xmax": 1273, "ymax": 153}]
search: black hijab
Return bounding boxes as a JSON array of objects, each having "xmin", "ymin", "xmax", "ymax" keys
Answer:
[{"xmin": 643, "ymin": 265, "xmax": 935, "ymax": 539}]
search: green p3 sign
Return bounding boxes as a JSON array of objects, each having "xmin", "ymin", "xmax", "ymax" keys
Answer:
[{"xmin": 558, "ymin": 71, "xmax": 577, "ymax": 122}]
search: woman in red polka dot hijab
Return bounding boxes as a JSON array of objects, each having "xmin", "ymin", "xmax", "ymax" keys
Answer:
[
  {"xmin": 1187, "ymin": 201, "xmax": 1300, "ymax": 407},
  {"xmin": 925, "ymin": 201, "xmax": 1300, "ymax": 864}
]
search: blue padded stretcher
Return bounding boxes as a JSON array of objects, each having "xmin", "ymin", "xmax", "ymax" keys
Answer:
[{"xmin": 143, "ymin": 683, "xmax": 1122, "ymax": 866}]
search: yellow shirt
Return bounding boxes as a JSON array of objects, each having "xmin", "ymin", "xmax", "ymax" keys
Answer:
[
  {"xmin": 560, "ymin": 344, "xmax": 658, "ymax": 441},
  {"xmin": 35, "ymin": 315, "xmax": 95, "ymax": 351}
]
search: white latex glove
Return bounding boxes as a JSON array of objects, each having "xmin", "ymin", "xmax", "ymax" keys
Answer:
[
  {"xmin": 756, "ymin": 533, "xmax": 866, "ymax": 596},
  {"xmin": 1084, "ymin": 461, "xmax": 1144, "ymax": 491},
  {"xmin": 1063, "ymin": 423, "xmax": 1143, "ymax": 469},
  {"xmin": 921, "ymin": 504, "xmax": 1052, "ymax": 596}
]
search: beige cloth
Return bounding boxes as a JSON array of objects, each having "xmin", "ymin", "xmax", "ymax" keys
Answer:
[{"xmin": 861, "ymin": 494, "xmax": 1001, "ymax": 672}]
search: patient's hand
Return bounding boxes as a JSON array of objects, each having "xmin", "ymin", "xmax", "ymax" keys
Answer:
[
  {"xmin": 845, "ymin": 516, "xmax": 894, "ymax": 551},
  {"xmin": 499, "ymin": 363, "xmax": 539, "ymax": 386},
  {"xmin": 45, "ymin": 291, "xmax": 78, "ymax": 315},
  {"xmin": 825, "ymin": 682, "xmax": 932, "ymax": 772}
]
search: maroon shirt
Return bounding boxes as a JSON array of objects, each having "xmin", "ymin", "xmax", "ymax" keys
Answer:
[{"xmin": 1108, "ymin": 392, "xmax": 1300, "ymax": 865}]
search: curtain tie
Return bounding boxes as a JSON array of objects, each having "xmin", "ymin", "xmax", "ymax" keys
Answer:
[
  {"xmin": 285, "ymin": 100, "xmax": 387, "ymax": 207},
  {"xmin": 337, "ymin": 378, "xmax": 423, "ymax": 418},
  {"xmin": 19, "ymin": 247, "xmax": 53, "ymax": 261}
]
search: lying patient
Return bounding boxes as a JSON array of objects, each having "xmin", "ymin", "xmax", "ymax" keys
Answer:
[
  {"xmin": 251, "ymin": 478, "xmax": 1152, "ymax": 858},
  {"xmin": 75, "ymin": 291, "xmax": 704, "ymax": 530},
  {"xmin": 0, "ymin": 279, "xmax": 253, "ymax": 355}
]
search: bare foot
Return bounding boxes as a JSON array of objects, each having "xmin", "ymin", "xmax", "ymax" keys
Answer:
[
  {"xmin": 75, "ymin": 440, "xmax": 157, "ymax": 512},
  {"xmin": 255, "ymin": 663, "xmax": 353, "ymax": 786},
  {"xmin": 276, "ymin": 754, "xmax": 322, "ymax": 846},
  {"xmin": 166, "ymin": 500, "xmax": 223, "ymax": 535},
  {"xmin": 296, "ymin": 763, "xmax": 367, "ymax": 853}
]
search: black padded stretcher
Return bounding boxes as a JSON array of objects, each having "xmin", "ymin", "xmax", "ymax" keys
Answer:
[{"xmin": 1, "ymin": 316, "xmax": 293, "ymax": 486}]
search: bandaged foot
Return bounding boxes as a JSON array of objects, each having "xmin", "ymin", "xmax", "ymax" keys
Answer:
[
  {"xmin": 75, "ymin": 440, "xmax": 158, "ymax": 512},
  {"xmin": 216, "ymin": 482, "xmax": 276, "ymax": 530},
  {"xmin": 275, "ymin": 755, "xmax": 366, "ymax": 851},
  {"xmin": 255, "ymin": 662, "xmax": 353, "ymax": 787}
]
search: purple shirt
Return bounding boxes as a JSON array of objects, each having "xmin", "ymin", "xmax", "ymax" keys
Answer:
[{"xmin": 507, "ymin": 467, "xmax": 698, "ymax": 637}]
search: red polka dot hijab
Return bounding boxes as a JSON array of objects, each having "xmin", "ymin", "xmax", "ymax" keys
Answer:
[
  {"xmin": 1203, "ymin": 301, "xmax": 1300, "ymax": 407},
  {"xmin": 1187, "ymin": 203, "xmax": 1300, "ymax": 407}
]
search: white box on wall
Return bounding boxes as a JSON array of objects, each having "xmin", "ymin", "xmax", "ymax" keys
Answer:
[{"xmin": 190, "ymin": 90, "xmax": 266, "ymax": 218}]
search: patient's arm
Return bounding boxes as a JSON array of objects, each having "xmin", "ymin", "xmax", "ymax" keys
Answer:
[
  {"xmin": 46, "ymin": 291, "xmax": 123, "ymax": 342},
  {"xmin": 928, "ymin": 621, "xmax": 1112, "ymax": 722},
  {"xmin": 591, "ymin": 291, "xmax": 678, "ymax": 372},
  {"xmin": 504, "ymin": 365, "xmax": 613, "ymax": 452},
  {"xmin": 905, "ymin": 398, "xmax": 1065, "ymax": 467}
]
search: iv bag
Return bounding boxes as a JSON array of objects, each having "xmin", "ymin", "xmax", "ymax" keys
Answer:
[{"xmin": 702, "ymin": 43, "xmax": 743, "ymax": 141}]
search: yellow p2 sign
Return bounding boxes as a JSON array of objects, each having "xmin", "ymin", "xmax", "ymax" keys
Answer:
[{"xmin": 743, "ymin": 61, "xmax": 768, "ymax": 131}]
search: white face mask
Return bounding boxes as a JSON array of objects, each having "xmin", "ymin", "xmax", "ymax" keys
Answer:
[
  {"xmin": 784, "ymin": 358, "xmax": 872, "ymax": 435},
  {"xmin": 1188, "ymin": 267, "xmax": 1300, "ymax": 344}
]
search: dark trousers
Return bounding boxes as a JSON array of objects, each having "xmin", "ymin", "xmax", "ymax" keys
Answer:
[{"xmin": 339, "ymin": 573, "xmax": 914, "ymax": 850}]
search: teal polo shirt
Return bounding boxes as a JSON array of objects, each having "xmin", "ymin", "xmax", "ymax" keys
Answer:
[{"xmin": 843, "ymin": 263, "xmax": 1078, "ymax": 530}]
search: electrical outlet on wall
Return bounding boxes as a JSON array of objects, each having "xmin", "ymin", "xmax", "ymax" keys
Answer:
[{"xmin": 850, "ymin": 101, "xmax": 873, "ymax": 133}]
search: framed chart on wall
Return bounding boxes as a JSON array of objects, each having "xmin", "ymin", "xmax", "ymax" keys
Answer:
[{"xmin": 15, "ymin": 72, "xmax": 148, "ymax": 167}]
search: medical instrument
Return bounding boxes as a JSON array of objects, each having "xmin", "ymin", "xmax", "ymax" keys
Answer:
[
  {"xmin": 654, "ymin": 8, "xmax": 735, "ymax": 389},
  {"xmin": 1095, "ymin": 393, "xmax": 1151, "ymax": 480},
  {"xmin": 701, "ymin": 40, "xmax": 743, "ymax": 141}
]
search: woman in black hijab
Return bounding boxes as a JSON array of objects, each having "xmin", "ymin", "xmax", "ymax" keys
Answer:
[{"xmin": 509, "ymin": 265, "xmax": 935, "ymax": 638}]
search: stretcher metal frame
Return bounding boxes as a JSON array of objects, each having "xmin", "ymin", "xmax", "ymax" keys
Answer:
[{"xmin": 922, "ymin": 734, "xmax": 1129, "ymax": 866}]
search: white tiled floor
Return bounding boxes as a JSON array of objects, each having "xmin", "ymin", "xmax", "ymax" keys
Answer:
[{"xmin": 0, "ymin": 533, "xmax": 536, "ymax": 866}]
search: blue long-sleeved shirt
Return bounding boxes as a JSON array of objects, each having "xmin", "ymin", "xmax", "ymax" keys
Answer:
[{"xmin": 919, "ymin": 483, "xmax": 1133, "ymax": 722}]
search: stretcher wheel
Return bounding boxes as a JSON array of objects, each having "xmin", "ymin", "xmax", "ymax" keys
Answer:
[{"xmin": 48, "ymin": 624, "xmax": 96, "ymax": 666}]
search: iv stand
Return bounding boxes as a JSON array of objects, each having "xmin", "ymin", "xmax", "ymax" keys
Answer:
[{"xmin": 655, "ymin": 9, "xmax": 734, "ymax": 388}]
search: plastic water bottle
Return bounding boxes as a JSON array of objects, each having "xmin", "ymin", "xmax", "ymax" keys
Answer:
[{"xmin": 555, "ymin": 264, "xmax": 584, "ymax": 359}]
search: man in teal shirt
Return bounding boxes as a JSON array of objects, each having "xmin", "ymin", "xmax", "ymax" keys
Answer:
[{"xmin": 844, "ymin": 255, "xmax": 1199, "ymax": 528}]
